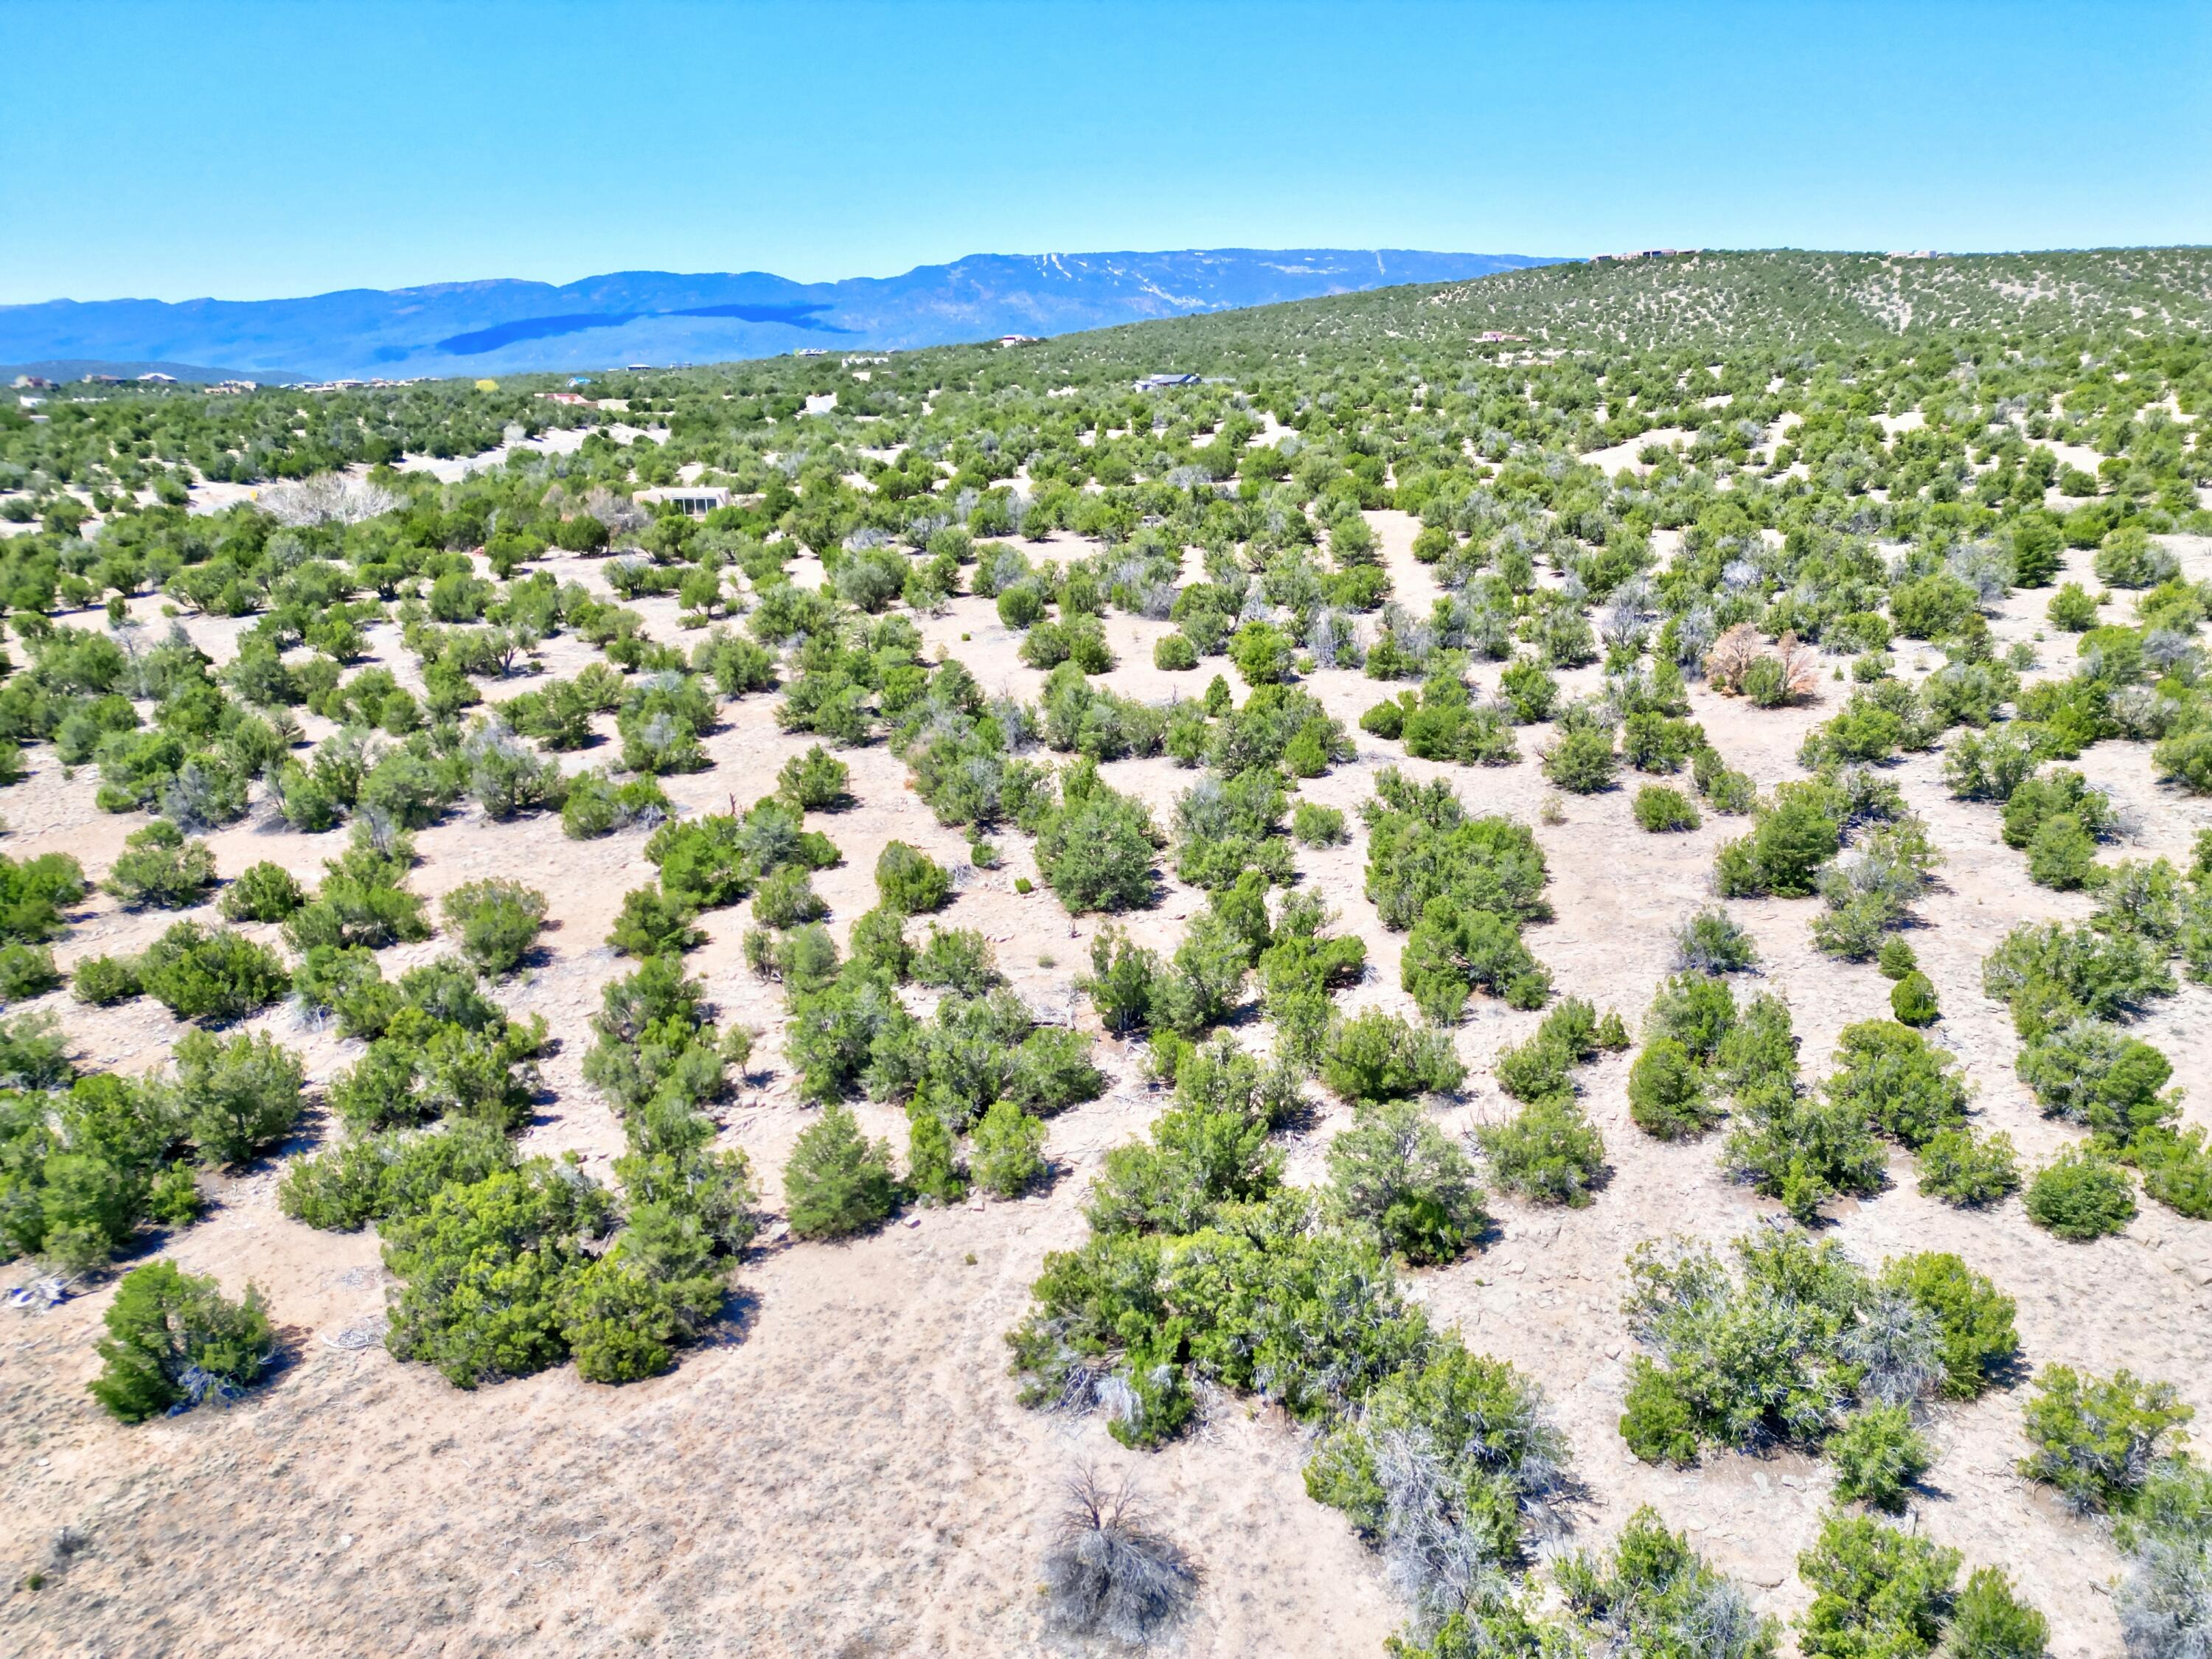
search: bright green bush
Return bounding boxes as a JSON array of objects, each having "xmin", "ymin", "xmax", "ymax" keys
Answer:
[
  {"xmin": 1034, "ymin": 768, "xmax": 1159, "ymax": 914},
  {"xmin": 874, "ymin": 840, "xmax": 952, "ymax": 915},
  {"xmin": 1823, "ymin": 1020, "xmax": 1968, "ymax": 1149},
  {"xmin": 0, "ymin": 1012, "xmax": 77, "ymax": 1093},
  {"xmin": 1714, "ymin": 783, "xmax": 1842, "ymax": 898},
  {"xmin": 1228, "ymin": 619, "xmax": 1292, "ymax": 686},
  {"xmin": 1646, "ymin": 970, "xmax": 1737, "ymax": 1060},
  {"xmin": 2046, "ymin": 582, "xmax": 2100, "ymax": 631},
  {"xmin": 607, "ymin": 884, "xmax": 703, "ymax": 958},
  {"xmin": 1153, "ymin": 632, "xmax": 1198, "ymax": 671},
  {"xmin": 1829, "ymin": 1404, "xmax": 1930, "ymax": 1511},
  {"xmin": 1724, "ymin": 1080, "xmax": 1886, "ymax": 1222},
  {"xmin": 101, "ymin": 821, "xmax": 218, "ymax": 910},
  {"xmin": 912, "ymin": 925, "xmax": 1001, "ymax": 995},
  {"xmin": 1795, "ymin": 1511, "xmax": 1959, "ymax": 1659},
  {"xmin": 2027, "ymin": 813, "xmax": 2100, "ymax": 888},
  {"xmin": 279, "ymin": 1120, "xmax": 518, "ymax": 1231},
  {"xmin": 1475, "ymin": 1093, "xmax": 1607, "ymax": 1207},
  {"xmin": 905, "ymin": 1098, "xmax": 965, "ymax": 1203},
  {"xmin": 1946, "ymin": 1568, "xmax": 2050, "ymax": 1659},
  {"xmin": 173, "ymin": 1029, "xmax": 305, "ymax": 1166},
  {"xmin": 1915, "ymin": 1127, "xmax": 2021, "ymax": 1207},
  {"xmin": 0, "ymin": 1068, "xmax": 203, "ymax": 1271},
  {"xmin": 1627, "ymin": 1037, "xmax": 1715, "ymax": 1141},
  {"xmin": 1326, "ymin": 1098, "xmax": 1489, "ymax": 1265},
  {"xmin": 218, "ymin": 860, "xmax": 306, "ymax": 923},
  {"xmin": 1983, "ymin": 919, "xmax": 2174, "ymax": 1040},
  {"xmin": 972, "ymin": 1097, "xmax": 1048, "ymax": 1198},
  {"xmin": 2015, "ymin": 1018, "xmax": 2180, "ymax": 1147},
  {"xmin": 88, "ymin": 1260, "xmax": 274, "ymax": 1423},
  {"xmin": 381, "ymin": 1160, "xmax": 614, "ymax": 1388},
  {"xmin": 1321, "ymin": 1009, "xmax": 1466, "ymax": 1105},
  {"xmin": 0, "ymin": 943, "xmax": 58, "ymax": 1000},
  {"xmin": 2018, "ymin": 1364, "xmax": 2193, "ymax": 1513},
  {"xmin": 0, "ymin": 851, "xmax": 88, "ymax": 945},
  {"xmin": 1633, "ymin": 784, "xmax": 1700, "ymax": 832},
  {"xmin": 1890, "ymin": 970, "xmax": 1940, "ymax": 1026},
  {"xmin": 776, "ymin": 745, "xmax": 851, "ymax": 810},
  {"xmin": 783, "ymin": 1102, "xmax": 900, "ymax": 1238},
  {"xmin": 282, "ymin": 835, "xmax": 434, "ymax": 952},
  {"xmin": 1401, "ymin": 900, "xmax": 1551, "ymax": 1022},
  {"xmin": 1542, "ymin": 726, "xmax": 1618, "ymax": 793},
  {"xmin": 440, "ymin": 878, "xmax": 547, "ymax": 976},
  {"xmin": 2025, "ymin": 1147, "xmax": 2136, "ymax": 1240},
  {"xmin": 1619, "ymin": 1360, "xmax": 1702, "ymax": 1465},
  {"xmin": 1291, "ymin": 801, "xmax": 1347, "ymax": 846},
  {"xmin": 137, "ymin": 922, "xmax": 288, "ymax": 1023}
]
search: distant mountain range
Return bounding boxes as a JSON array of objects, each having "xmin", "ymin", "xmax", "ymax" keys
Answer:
[{"xmin": 0, "ymin": 249, "xmax": 1562, "ymax": 383}]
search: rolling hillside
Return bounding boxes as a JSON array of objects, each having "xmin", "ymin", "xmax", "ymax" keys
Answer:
[{"xmin": 1076, "ymin": 246, "xmax": 2212, "ymax": 372}]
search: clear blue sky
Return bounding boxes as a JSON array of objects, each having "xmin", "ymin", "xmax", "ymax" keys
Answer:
[{"xmin": 3, "ymin": 0, "xmax": 2205, "ymax": 305}]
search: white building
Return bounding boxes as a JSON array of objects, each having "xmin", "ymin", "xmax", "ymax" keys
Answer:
[{"xmin": 635, "ymin": 486, "xmax": 732, "ymax": 518}]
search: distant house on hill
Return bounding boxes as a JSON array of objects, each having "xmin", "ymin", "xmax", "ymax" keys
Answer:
[
  {"xmin": 538, "ymin": 391, "xmax": 591, "ymax": 406},
  {"xmin": 1133, "ymin": 372, "xmax": 1199, "ymax": 391},
  {"xmin": 636, "ymin": 485, "xmax": 731, "ymax": 518},
  {"xmin": 136, "ymin": 372, "xmax": 178, "ymax": 384},
  {"xmin": 999, "ymin": 334, "xmax": 1041, "ymax": 347},
  {"xmin": 793, "ymin": 348, "xmax": 828, "ymax": 358},
  {"xmin": 11, "ymin": 375, "xmax": 53, "ymax": 389}
]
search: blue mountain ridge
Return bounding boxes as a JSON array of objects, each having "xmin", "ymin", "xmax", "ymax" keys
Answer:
[{"xmin": 0, "ymin": 248, "xmax": 1559, "ymax": 380}]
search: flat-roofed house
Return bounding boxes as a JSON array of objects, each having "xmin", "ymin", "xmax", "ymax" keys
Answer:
[{"xmin": 636, "ymin": 485, "xmax": 731, "ymax": 518}]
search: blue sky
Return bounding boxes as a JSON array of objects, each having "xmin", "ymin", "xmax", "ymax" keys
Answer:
[{"xmin": 3, "ymin": 0, "xmax": 2205, "ymax": 304}]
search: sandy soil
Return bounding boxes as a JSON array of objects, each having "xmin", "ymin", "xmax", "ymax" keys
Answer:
[
  {"xmin": 1579, "ymin": 427, "xmax": 1695, "ymax": 476},
  {"xmin": 1, "ymin": 519, "xmax": 2208, "ymax": 1656}
]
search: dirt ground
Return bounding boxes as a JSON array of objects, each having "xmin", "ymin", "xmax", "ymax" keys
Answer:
[{"xmin": 1, "ymin": 514, "xmax": 2208, "ymax": 1657}]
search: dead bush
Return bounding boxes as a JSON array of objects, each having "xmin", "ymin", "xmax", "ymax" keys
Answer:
[{"xmin": 1040, "ymin": 1469, "xmax": 1200, "ymax": 1646}]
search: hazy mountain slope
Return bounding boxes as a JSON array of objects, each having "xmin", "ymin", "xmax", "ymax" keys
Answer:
[
  {"xmin": 0, "ymin": 248, "xmax": 1555, "ymax": 380},
  {"xmin": 1074, "ymin": 247, "xmax": 2212, "ymax": 372}
]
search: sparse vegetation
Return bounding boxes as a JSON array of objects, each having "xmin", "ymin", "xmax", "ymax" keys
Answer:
[{"xmin": 4, "ymin": 240, "xmax": 2210, "ymax": 1655}]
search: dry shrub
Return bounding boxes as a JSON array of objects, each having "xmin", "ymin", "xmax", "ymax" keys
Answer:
[
  {"xmin": 1040, "ymin": 1468, "xmax": 1200, "ymax": 1646},
  {"xmin": 1703, "ymin": 622, "xmax": 1764, "ymax": 690},
  {"xmin": 258, "ymin": 474, "xmax": 401, "ymax": 527},
  {"xmin": 1775, "ymin": 631, "xmax": 1822, "ymax": 699}
]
